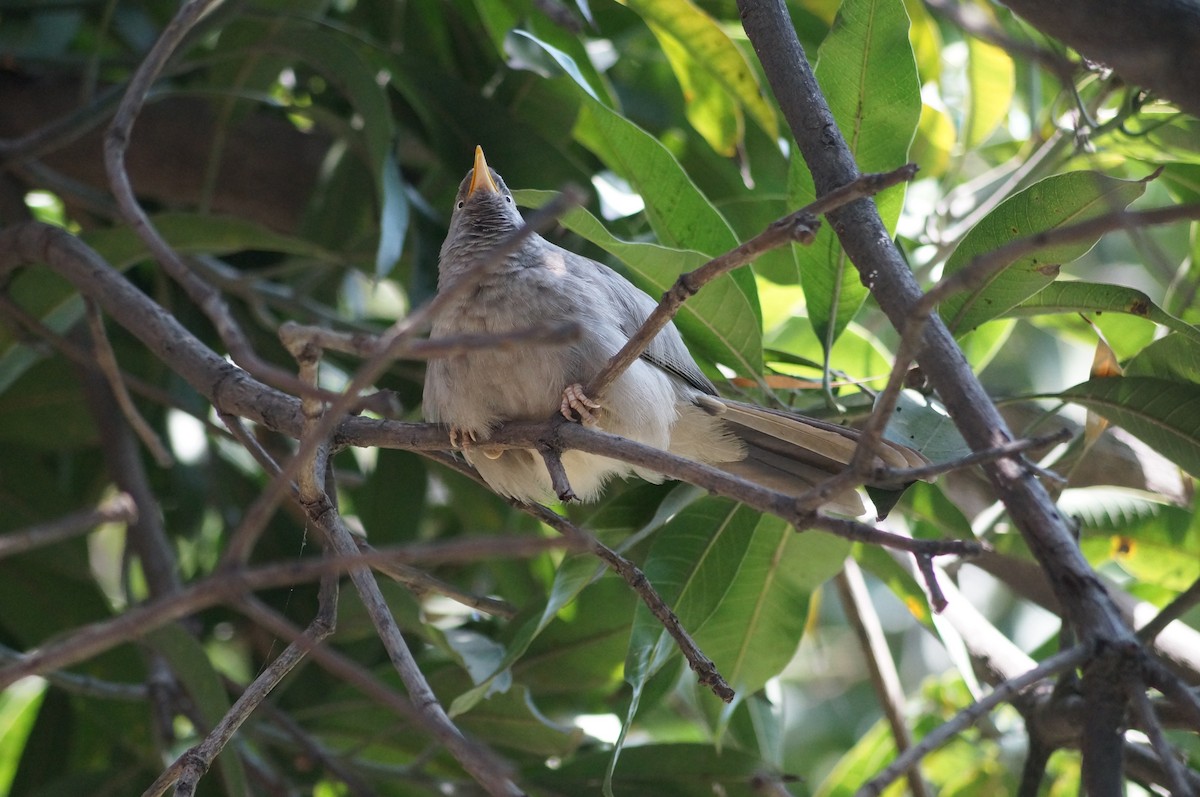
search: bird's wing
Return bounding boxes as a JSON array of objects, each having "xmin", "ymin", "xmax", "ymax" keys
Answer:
[{"xmin": 565, "ymin": 245, "xmax": 718, "ymax": 395}]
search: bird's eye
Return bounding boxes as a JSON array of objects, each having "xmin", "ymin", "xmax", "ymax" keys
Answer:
[
  {"xmin": 456, "ymin": 200, "xmax": 464, "ymax": 210},
  {"xmin": 504, "ymin": 196, "xmax": 512, "ymax": 203}
]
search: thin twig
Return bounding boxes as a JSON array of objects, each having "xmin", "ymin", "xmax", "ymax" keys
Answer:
[
  {"xmin": 1128, "ymin": 679, "xmax": 1196, "ymax": 797},
  {"xmin": 279, "ymin": 319, "xmax": 581, "ymax": 361},
  {"xmin": 0, "ymin": 493, "xmax": 137, "ymax": 559},
  {"xmin": 1137, "ymin": 578, "xmax": 1200, "ymax": 644},
  {"xmin": 888, "ymin": 428, "xmax": 1073, "ymax": 484},
  {"xmin": 86, "ymin": 301, "xmax": 174, "ymax": 467},
  {"xmin": 355, "ymin": 418, "xmax": 981, "ymax": 559},
  {"xmin": 855, "ymin": 645, "xmax": 1090, "ymax": 797},
  {"xmin": 145, "ymin": 574, "xmax": 340, "ymax": 797},
  {"xmin": 0, "ymin": 540, "xmax": 566, "ymax": 691},
  {"xmin": 835, "ymin": 560, "xmax": 931, "ymax": 797},
  {"xmin": 523, "ymin": 501, "xmax": 736, "ymax": 703},
  {"xmin": 1142, "ymin": 656, "xmax": 1200, "ymax": 731},
  {"xmin": 536, "ymin": 440, "xmax": 578, "ymax": 502},
  {"xmin": 285, "ymin": 331, "xmax": 522, "ymax": 797},
  {"xmin": 102, "ymin": 0, "xmax": 343, "ymax": 404},
  {"xmin": 585, "ymin": 164, "xmax": 918, "ymax": 403},
  {"xmin": 0, "ymin": 641, "xmax": 147, "ymax": 700},
  {"xmin": 361, "ymin": 537, "xmax": 517, "ymax": 619},
  {"xmin": 915, "ymin": 555, "xmax": 949, "ymax": 614}
]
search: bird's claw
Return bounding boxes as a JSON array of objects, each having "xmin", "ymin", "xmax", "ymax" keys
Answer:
[
  {"xmin": 561, "ymin": 384, "xmax": 603, "ymax": 426},
  {"xmin": 449, "ymin": 427, "xmax": 503, "ymax": 459},
  {"xmin": 448, "ymin": 426, "xmax": 477, "ymax": 449}
]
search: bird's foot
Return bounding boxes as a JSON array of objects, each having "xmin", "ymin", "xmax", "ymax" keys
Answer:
[
  {"xmin": 448, "ymin": 426, "xmax": 476, "ymax": 449},
  {"xmin": 560, "ymin": 384, "xmax": 602, "ymax": 427},
  {"xmin": 449, "ymin": 427, "xmax": 504, "ymax": 459}
]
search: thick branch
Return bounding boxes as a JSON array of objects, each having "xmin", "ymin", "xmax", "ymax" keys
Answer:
[
  {"xmin": 739, "ymin": 0, "xmax": 1132, "ymax": 653},
  {"xmin": 998, "ymin": 0, "xmax": 1200, "ymax": 119}
]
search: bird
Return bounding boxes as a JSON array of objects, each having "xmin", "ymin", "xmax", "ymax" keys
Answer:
[{"xmin": 422, "ymin": 146, "xmax": 926, "ymax": 514}]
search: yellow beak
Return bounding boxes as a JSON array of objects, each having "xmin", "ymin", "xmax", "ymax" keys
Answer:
[{"xmin": 468, "ymin": 145, "xmax": 500, "ymax": 196}]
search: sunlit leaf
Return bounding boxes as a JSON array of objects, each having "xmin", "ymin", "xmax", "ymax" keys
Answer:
[
  {"xmin": 911, "ymin": 99, "xmax": 956, "ymax": 178},
  {"xmin": 1076, "ymin": 498, "xmax": 1200, "ymax": 591},
  {"xmin": 794, "ymin": 0, "xmax": 920, "ymax": 354},
  {"xmin": 623, "ymin": 0, "xmax": 778, "ymax": 149},
  {"xmin": 964, "ymin": 38, "xmax": 1015, "ymax": 147},
  {"xmin": 941, "ymin": 172, "xmax": 1148, "ymax": 334}
]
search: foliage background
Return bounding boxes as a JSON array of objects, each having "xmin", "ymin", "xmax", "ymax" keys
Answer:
[{"xmin": 0, "ymin": 0, "xmax": 1198, "ymax": 795}]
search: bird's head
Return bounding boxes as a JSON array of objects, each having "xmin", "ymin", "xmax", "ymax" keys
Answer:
[{"xmin": 444, "ymin": 146, "xmax": 524, "ymax": 248}]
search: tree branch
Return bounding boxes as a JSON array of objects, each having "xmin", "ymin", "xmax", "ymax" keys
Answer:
[
  {"xmin": 997, "ymin": 0, "xmax": 1200, "ymax": 118},
  {"xmin": 855, "ymin": 645, "xmax": 1090, "ymax": 797},
  {"xmin": 734, "ymin": 3, "xmax": 1191, "ymax": 791}
]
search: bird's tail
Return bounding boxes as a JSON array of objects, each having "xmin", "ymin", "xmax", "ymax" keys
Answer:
[{"xmin": 697, "ymin": 397, "xmax": 929, "ymax": 516}]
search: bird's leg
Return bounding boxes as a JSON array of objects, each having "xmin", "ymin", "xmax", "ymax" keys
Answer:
[{"xmin": 560, "ymin": 383, "xmax": 603, "ymax": 426}]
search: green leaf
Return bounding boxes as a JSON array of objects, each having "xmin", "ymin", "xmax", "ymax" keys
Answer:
[
  {"xmin": 814, "ymin": 713, "xmax": 900, "ymax": 797},
  {"xmin": 1076, "ymin": 500, "xmax": 1200, "ymax": 591},
  {"xmin": 516, "ymin": 189, "xmax": 760, "ymax": 377},
  {"xmin": 1007, "ymin": 280, "xmax": 1200, "ymax": 345},
  {"xmin": 1125, "ymin": 333, "xmax": 1200, "ymax": 383},
  {"xmin": 764, "ymin": 313, "xmax": 896, "ymax": 386},
  {"xmin": 910, "ymin": 99, "xmax": 956, "ymax": 178},
  {"xmin": 964, "ymin": 37, "xmax": 1015, "ymax": 148},
  {"xmin": 527, "ymin": 742, "xmax": 775, "ymax": 797},
  {"xmin": 623, "ymin": 0, "xmax": 777, "ymax": 150},
  {"xmin": 449, "ymin": 553, "xmax": 603, "ymax": 716},
  {"xmin": 956, "ymin": 317, "xmax": 1017, "ymax": 372},
  {"xmin": 1108, "ymin": 108, "xmax": 1200, "ymax": 165},
  {"xmin": 0, "ymin": 678, "xmax": 45, "ymax": 794},
  {"xmin": 1060, "ymin": 376, "xmax": 1200, "ymax": 478},
  {"xmin": 456, "ymin": 684, "xmax": 583, "ymax": 757},
  {"xmin": 573, "ymin": 97, "xmax": 741, "ymax": 258},
  {"xmin": 627, "ymin": 498, "xmax": 849, "ymax": 702},
  {"xmin": 885, "ymin": 390, "xmax": 970, "ymax": 464},
  {"xmin": 941, "ymin": 171, "xmax": 1148, "ymax": 334},
  {"xmin": 504, "ymin": 27, "xmax": 603, "ymax": 102},
  {"xmin": 857, "ymin": 543, "xmax": 934, "ymax": 629},
  {"xmin": 147, "ymin": 624, "xmax": 248, "ymax": 797},
  {"xmin": 513, "ymin": 26, "xmax": 739, "ymax": 256},
  {"xmin": 651, "ymin": 21, "xmax": 741, "ymax": 156},
  {"xmin": 691, "ymin": 519, "xmax": 848, "ymax": 697},
  {"xmin": 82, "ymin": 213, "xmax": 337, "ymax": 268},
  {"xmin": 794, "ymin": 0, "xmax": 920, "ymax": 354}
]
